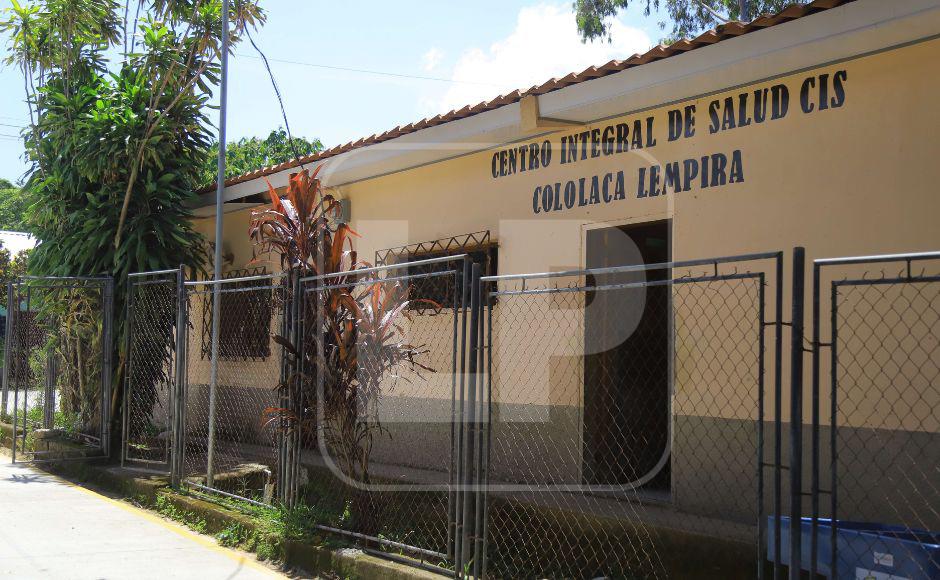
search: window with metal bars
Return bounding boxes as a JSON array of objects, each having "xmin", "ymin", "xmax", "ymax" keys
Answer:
[
  {"xmin": 375, "ymin": 231, "xmax": 497, "ymax": 314},
  {"xmin": 200, "ymin": 267, "xmax": 274, "ymax": 361}
]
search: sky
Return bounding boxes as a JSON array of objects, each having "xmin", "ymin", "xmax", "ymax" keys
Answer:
[{"xmin": 0, "ymin": 1, "xmax": 669, "ymax": 184}]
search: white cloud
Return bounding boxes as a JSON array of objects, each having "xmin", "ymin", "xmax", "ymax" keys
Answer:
[
  {"xmin": 424, "ymin": 3, "xmax": 652, "ymax": 115},
  {"xmin": 421, "ymin": 47, "xmax": 444, "ymax": 72}
]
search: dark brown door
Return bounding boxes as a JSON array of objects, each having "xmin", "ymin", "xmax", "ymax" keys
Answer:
[{"xmin": 583, "ymin": 220, "xmax": 671, "ymax": 490}]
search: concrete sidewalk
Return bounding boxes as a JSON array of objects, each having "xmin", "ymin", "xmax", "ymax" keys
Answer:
[{"xmin": 0, "ymin": 459, "xmax": 286, "ymax": 580}]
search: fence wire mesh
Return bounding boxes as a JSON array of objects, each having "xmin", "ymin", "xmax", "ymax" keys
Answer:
[
  {"xmin": 114, "ymin": 249, "xmax": 940, "ymax": 578},
  {"xmin": 824, "ymin": 268, "xmax": 940, "ymax": 578},
  {"xmin": 124, "ymin": 272, "xmax": 179, "ymax": 469},
  {"xmin": 180, "ymin": 274, "xmax": 286, "ymax": 504},
  {"xmin": 295, "ymin": 258, "xmax": 468, "ymax": 568},
  {"xmin": 482, "ymin": 260, "xmax": 774, "ymax": 579},
  {"xmin": 5, "ymin": 277, "xmax": 112, "ymax": 462}
]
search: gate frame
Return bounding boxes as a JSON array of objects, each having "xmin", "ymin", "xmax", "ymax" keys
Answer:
[
  {"xmin": 176, "ymin": 269, "xmax": 290, "ymax": 508},
  {"xmin": 298, "ymin": 253, "xmax": 473, "ymax": 572},
  {"xmin": 477, "ymin": 250, "xmax": 785, "ymax": 580},
  {"xmin": 4, "ymin": 275, "xmax": 114, "ymax": 464},
  {"xmin": 122, "ymin": 268, "xmax": 185, "ymax": 472},
  {"xmin": 808, "ymin": 250, "xmax": 940, "ymax": 579}
]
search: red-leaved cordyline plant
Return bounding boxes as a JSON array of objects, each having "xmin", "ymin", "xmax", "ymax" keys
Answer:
[
  {"xmin": 248, "ymin": 165, "xmax": 358, "ymax": 276},
  {"xmin": 249, "ymin": 167, "xmax": 435, "ymax": 533}
]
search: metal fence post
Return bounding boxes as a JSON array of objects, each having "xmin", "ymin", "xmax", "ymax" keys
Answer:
[
  {"xmin": 102, "ymin": 277, "xmax": 115, "ymax": 458},
  {"xmin": 290, "ymin": 271, "xmax": 302, "ymax": 507},
  {"xmin": 171, "ymin": 266, "xmax": 187, "ymax": 488},
  {"xmin": 277, "ymin": 271, "xmax": 300, "ymax": 507},
  {"xmin": 788, "ymin": 247, "xmax": 805, "ymax": 579},
  {"xmin": 10, "ymin": 283, "xmax": 20, "ymax": 463},
  {"xmin": 773, "ymin": 253, "xmax": 784, "ymax": 580},
  {"xmin": 122, "ymin": 276, "xmax": 135, "ymax": 467},
  {"xmin": 460, "ymin": 262, "xmax": 481, "ymax": 577},
  {"xmin": 454, "ymin": 257, "xmax": 471, "ymax": 572},
  {"xmin": 277, "ymin": 274, "xmax": 289, "ymax": 505},
  {"xmin": 480, "ymin": 286, "xmax": 493, "ymax": 578},
  {"xmin": 828, "ymin": 271, "xmax": 839, "ymax": 579},
  {"xmin": 1, "ymin": 282, "xmax": 12, "ymax": 418},
  {"xmin": 809, "ymin": 261, "xmax": 821, "ymax": 579},
  {"xmin": 472, "ymin": 264, "xmax": 486, "ymax": 580}
]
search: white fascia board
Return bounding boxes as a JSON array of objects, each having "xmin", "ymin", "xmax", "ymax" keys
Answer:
[
  {"xmin": 210, "ymin": 101, "xmax": 523, "ymax": 203},
  {"xmin": 210, "ymin": 0, "xmax": 940, "ymax": 205}
]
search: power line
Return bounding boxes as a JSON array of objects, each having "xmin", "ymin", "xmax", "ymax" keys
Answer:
[
  {"xmin": 241, "ymin": 12, "xmax": 305, "ymax": 169},
  {"xmin": 235, "ymin": 52, "xmax": 501, "ymax": 87},
  {"xmin": 0, "ymin": 123, "xmax": 24, "ymax": 129}
]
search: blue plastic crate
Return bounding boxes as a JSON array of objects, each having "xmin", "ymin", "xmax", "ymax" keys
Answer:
[{"xmin": 767, "ymin": 517, "xmax": 940, "ymax": 579}]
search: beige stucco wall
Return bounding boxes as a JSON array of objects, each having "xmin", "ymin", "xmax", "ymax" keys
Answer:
[
  {"xmin": 191, "ymin": 38, "xmax": 940, "ymax": 535},
  {"xmin": 334, "ymin": 36, "xmax": 940, "ymax": 424}
]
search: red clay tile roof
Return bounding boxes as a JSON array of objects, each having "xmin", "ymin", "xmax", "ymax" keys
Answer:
[{"xmin": 205, "ymin": 0, "xmax": 854, "ymax": 192}]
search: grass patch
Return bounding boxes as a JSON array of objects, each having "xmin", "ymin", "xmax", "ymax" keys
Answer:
[{"xmin": 153, "ymin": 494, "xmax": 209, "ymax": 534}]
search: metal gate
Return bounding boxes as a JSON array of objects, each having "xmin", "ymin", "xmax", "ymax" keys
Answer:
[
  {"xmin": 477, "ymin": 251, "xmax": 785, "ymax": 579},
  {"xmin": 299, "ymin": 255, "xmax": 471, "ymax": 571},
  {"xmin": 122, "ymin": 269, "xmax": 183, "ymax": 471},
  {"xmin": 806, "ymin": 251, "xmax": 940, "ymax": 579},
  {"xmin": 178, "ymin": 271, "xmax": 288, "ymax": 505},
  {"xmin": 2, "ymin": 276, "xmax": 113, "ymax": 464}
]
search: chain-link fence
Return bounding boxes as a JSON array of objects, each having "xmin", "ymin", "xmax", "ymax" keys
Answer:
[
  {"xmin": 115, "ymin": 247, "xmax": 940, "ymax": 579},
  {"xmin": 480, "ymin": 252, "xmax": 783, "ymax": 579},
  {"xmin": 3, "ymin": 276, "xmax": 113, "ymax": 463},
  {"xmin": 123, "ymin": 270, "xmax": 180, "ymax": 470},
  {"xmin": 179, "ymin": 272, "xmax": 287, "ymax": 504},
  {"xmin": 295, "ymin": 256, "xmax": 470, "ymax": 570},
  {"xmin": 806, "ymin": 253, "xmax": 940, "ymax": 579}
]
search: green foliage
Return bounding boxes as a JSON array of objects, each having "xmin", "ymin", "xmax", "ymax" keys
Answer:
[
  {"xmin": 24, "ymin": 63, "xmax": 210, "ymax": 278},
  {"xmin": 0, "ymin": 246, "xmax": 30, "ymax": 288},
  {"xmin": 0, "ymin": 0, "xmax": 266, "ymax": 428},
  {"xmin": 154, "ymin": 494, "xmax": 209, "ymax": 534},
  {"xmin": 0, "ymin": 0, "xmax": 267, "ymax": 281},
  {"xmin": 0, "ymin": 186, "xmax": 31, "ymax": 231},
  {"xmin": 200, "ymin": 128, "xmax": 323, "ymax": 188},
  {"xmin": 573, "ymin": 0, "xmax": 807, "ymax": 42},
  {"xmin": 251, "ymin": 169, "xmax": 436, "ymax": 537}
]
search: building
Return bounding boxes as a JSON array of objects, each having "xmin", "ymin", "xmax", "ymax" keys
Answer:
[{"xmin": 181, "ymin": 0, "xmax": 940, "ymax": 575}]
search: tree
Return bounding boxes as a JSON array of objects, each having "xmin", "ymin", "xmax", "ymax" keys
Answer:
[
  {"xmin": 0, "ymin": 245, "xmax": 30, "ymax": 289},
  {"xmin": 0, "ymin": 0, "xmax": 264, "ymax": 434},
  {"xmin": 574, "ymin": 0, "xmax": 808, "ymax": 42},
  {"xmin": 199, "ymin": 128, "xmax": 323, "ymax": 188},
  {"xmin": 0, "ymin": 185, "xmax": 31, "ymax": 231}
]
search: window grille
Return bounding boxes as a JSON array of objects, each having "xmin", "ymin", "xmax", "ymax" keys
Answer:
[
  {"xmin": 200, "ymin": 267, "xmax": 274, "ymax": 361},
  {"xmin": 375, "ymin": 231, "xmax": 497, "ymax": 314}
]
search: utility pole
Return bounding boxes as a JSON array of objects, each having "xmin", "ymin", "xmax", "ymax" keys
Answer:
[{"xmin": 206, "ymin": 0, "xmax": 230, "ymax": 488}]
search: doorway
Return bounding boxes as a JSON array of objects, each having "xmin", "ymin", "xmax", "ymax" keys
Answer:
[{"xmin": 583, "ymin": 220, "xmax": 671, "ymax": 490}]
